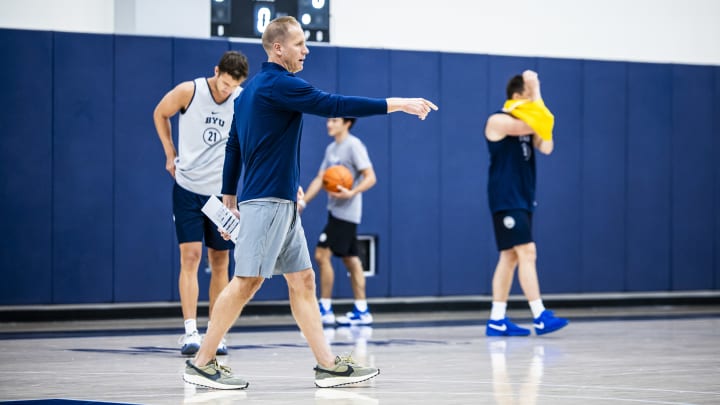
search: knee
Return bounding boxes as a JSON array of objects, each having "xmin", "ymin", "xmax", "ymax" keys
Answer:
[
  {"xmin": 180, "ymin": 248, "xmax": 202, "ymax": 268},
  {"xmin": 230, "ymin": 277, "xmax": 263, "ymax": 300},
  {"xmin": 342, "ymin": 257, "xmax": 361, "ymax": 271},
  {"xmin": 514, "ymin": 243, "xmax": 537, "ymax": 262},
  {"xmin": 288, "ymin": 270, "xmax": 316, "ymax": 294},
  {"xmin": 499, "ymin": 249, "xmax": 518, "ymax": 265},
  {"xmin": 314, "ymin": 249, "xmax": 331, "ymax": 264},
  {"xmin": 208, "ymin": 250, "xmax": 229, "ymax": 272}
]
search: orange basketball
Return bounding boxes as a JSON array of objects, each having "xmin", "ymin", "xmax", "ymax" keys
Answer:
[{"xmin": 322, "ymin": 165, "xmax": 353, "ymax": 193}]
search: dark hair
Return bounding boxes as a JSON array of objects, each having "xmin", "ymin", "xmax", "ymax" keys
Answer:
[
  {"xmin": 506, "ymin": 74, "xmax": 525, "ymax": 99},
  {"xmin": 342, "ymin": 117, "xmax": 356, "ymax": 129},
  {"xmin": 217, "ymin": 51, "xmax": 249, "ymax": 81}
]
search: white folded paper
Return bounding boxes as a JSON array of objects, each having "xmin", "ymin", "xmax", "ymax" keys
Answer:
[{"xmin": 201, "ymin": 196, "xmax": 240, "ymax": 243}]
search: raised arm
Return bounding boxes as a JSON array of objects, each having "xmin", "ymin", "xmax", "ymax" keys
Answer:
[
  {"xmin": 522, "ymin": 70, "xmax": 542, "ymax": 101},
  {"xmin": 153, "ymin": 81, "xmax": 194, "ymax": 178},
  {"xmin": 485, "ymin": 113, "xmax": 534, "ymax": 142}
]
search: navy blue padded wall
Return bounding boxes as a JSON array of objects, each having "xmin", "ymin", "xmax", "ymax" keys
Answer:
[
  {"xmin": 626, "ymin": 63, "xmax": 672, "ymax": 291},
  {"xmin": 336, "ymin": 48, "xmax": 392, "ymax": 298},
  {"xmin": 671, "ymin": 65, "xmax": 715, "ymax": 290},
  {"xmin": 389, "ymin": 51, "xmax": 442, "ymax": 296},
  {"xmin": 170, "ymin": 38, "xmax": 231, "ymax": 303},
  {"xmin": 52, "ymin": 32, "xmax": 115, "ymax": 303},
  {"xmin": 230, "ymin": 42, "xmax": 266, "ymax": 80},
  {"xmin": 0, "ymin": 30, "xmax": 53, "ymax": 304},
  {"xmin": 533, "ymin": 58, "xmax": 583, "ymax": 293},
  {"xmin": 580, "ymin": 61, "xmax": 627, "ymax": 292},
  {"xmin": 487, "ymin": 55, "xmax": 537, "ymax": 295},
  {"xmin": 438, "ymin": 53, "xmax": 493, "ymax": 295},
  {"xmin": 716, "ymin": 67, "xmax": 720, "ymax": 290},
  {"xmin": 113, "ymin": 35, "xmax": 175, "ymax": 302}
]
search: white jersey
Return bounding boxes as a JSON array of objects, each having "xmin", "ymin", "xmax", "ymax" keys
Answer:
[{"xmin": 175, "ymin": 78, "xmax": 241, "ymax": 196}]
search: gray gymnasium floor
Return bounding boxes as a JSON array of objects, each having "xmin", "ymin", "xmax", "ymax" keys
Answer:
[{"xmin": 1, "ymin": 307, "xmax": 719, "ymax": 405}]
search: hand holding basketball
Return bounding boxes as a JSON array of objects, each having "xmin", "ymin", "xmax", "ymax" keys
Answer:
[
  {"xmin": 323, "ymin": 165, "xmax": 354, "ymax": 193},
  {"xmin": 328, "ymin": 185, "xmax": 355, "ymax": 200}
]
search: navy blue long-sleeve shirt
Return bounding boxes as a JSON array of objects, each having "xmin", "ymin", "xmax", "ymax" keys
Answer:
[{"xmin": 222, "ymin": 62, "xmax": 388, "ymax": 202}]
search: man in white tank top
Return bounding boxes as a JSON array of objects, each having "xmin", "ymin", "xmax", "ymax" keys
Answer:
[{"xmin": 153, "ymin": 51, "xmax": 248, "ymax": 356}]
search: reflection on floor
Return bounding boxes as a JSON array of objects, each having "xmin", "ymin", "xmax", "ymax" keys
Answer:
[{"xmin": 0, "ymin": 308, "xmax": 719, "ymax": 404}]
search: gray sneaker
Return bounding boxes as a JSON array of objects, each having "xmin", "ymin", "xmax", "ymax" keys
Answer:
[
  {"xmin": 183, "ymin": 359, "xmax": 249, "ymax": 390},
  {"xmin": 314, "ymin": 356, "xmax": 380, "ymax": 388}
]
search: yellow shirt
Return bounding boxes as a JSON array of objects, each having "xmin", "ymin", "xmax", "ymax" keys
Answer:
[{"xmin": 502, "ymin": 98, "xmax": 555, "ymax": 141}]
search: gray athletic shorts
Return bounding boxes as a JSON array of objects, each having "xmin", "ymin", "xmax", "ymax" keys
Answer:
[{"xmin": 233, "ymin": 198, "xmax": 312, "ymax": 278}]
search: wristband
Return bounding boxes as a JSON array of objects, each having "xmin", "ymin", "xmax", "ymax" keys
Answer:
[{"xmin": 298, "ymin": 199, "xmax": 307, "ymax": 208}]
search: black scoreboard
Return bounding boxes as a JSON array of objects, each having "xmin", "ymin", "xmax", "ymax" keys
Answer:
[{"xmin": 211, "ymin": 0, "xmax": 330, "ymax": 43}]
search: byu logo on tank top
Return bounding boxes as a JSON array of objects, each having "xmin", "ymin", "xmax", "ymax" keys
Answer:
[{"xmin": 176, "ymin": 78, "xmax": 241, "ymax": 196}]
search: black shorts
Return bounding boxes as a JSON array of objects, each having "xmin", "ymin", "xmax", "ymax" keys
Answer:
[
  {"xmin": 172, "ymin": 182, "xmax": 233, "ymax": 251},
  {"xmin": 492, "ymin": 209, "xmax": 533, "ymax": 251},
  {"xmin": 317, "ymin": 213, "xmax": 359, "ymax": 257}
]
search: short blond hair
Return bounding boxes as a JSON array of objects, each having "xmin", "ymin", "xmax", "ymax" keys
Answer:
[{"xmin": 262, "ymin": 16, "xmax": 300, "ymax": 53}]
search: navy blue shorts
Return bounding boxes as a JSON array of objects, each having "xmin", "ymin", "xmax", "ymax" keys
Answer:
[
  {"xmin": 172, "ymin": 183, "xmax": 233, "ymax": 251},
  {"xmin": 492, "ymin": 209, "xmax": 533, "ymax": 251}
]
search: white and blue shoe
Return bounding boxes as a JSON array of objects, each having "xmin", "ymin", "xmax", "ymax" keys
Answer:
[
  {"xmin": 179, "ymin": 331, "xmax": 202, "ymax": 355},
  {"xmin": 486, "ymin": 317, "xmax": 531, "ymax": 337},
  {"xmin": 336, "ymin": 306, "xmax": 373, "ymax": 326},
  {"xmin": 533, "ymin": 310, "xmax": 569, "ymax": 335},
  {"xmin": 216, "ymin": 336, "xmax": 228, "ymax": 356},
  {"xmin": 320, "ymin": 303, "xmax": 336, "ymax": 326}
]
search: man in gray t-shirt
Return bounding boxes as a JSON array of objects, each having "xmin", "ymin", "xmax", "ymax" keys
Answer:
[{"xmin": 299, "ymin": 117, "xmax": 376, "ymax": 326}]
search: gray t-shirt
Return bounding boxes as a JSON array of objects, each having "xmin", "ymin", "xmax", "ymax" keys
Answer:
[{"xmin": 320, "ymin": 134, "xmax": 372, "ymax": 224}]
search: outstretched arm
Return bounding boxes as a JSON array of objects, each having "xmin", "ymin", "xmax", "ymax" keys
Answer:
[{"xmin": 274, "ymin": 76, "xmax": 438, "ymax": 120}]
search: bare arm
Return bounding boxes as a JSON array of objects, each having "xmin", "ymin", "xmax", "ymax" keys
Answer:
[
  {"xmin": 330, "ymin": 166, "xmax": 377, "ymax": 200},
  {"xmin": 522, "ymin": 70, "xmax": 542, "ymax": 101},
  {"xmin": 485, "ymin": 113, "xmax": 534, "ymax": 142},
  {"xmin": 153, "ymin": 81, "xmax": 194, "ymax": 178},
  {"xmin": 534, "ymin": 134, "xmax": 554, "ymax": 155},
  {"xmin": 302, "ymin": 172, "xmax": 325, "ymax": 206}
]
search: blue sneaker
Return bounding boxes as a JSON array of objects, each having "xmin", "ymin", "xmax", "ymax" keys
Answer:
[
  {"xmin": 486, "ymin": 317, "xmax": 531, "ymax": 337},
  {"xmin": 533, "ymin": 310, "xmax": 568, "ymax": 335},
  {"xmin": 179, "ymin": 331, "xmax": 202, "ymax": 355},
  {"xmin": 319, "ymin": 303, "xmax": 336, "ymax": 326},
  {"xmin": 336, "ymin": 306, "xmax": 373, "ymax": 326}
]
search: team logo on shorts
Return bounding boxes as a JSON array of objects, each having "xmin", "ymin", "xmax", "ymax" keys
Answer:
[
  {"xmin": 319, "ymin": 233, "xmax": 328, "ymax": 243},
  {"xmin": 503, "ymin": 216, "xmax": 516, "ymax": 229}
]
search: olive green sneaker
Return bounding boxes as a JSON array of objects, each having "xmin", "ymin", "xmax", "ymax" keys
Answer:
[
  {"xmin": 314, "ymin": 356, "xmax": 380, "ymax": 388},
  {"xmin": 183, "ymin": 359, "xmax": 249, "ymax": 390}
]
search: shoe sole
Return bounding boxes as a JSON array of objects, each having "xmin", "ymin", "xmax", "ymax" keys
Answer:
[
  {"xmin": 535, "ymin": 322, "xmax": 569, "ymax": 336},
  {"xmin": 314, "ymin": 369, "xmax": 380, "ymax": 388},
  {"xmin": 181, "ymin": 345, "xmax": 200, "ymax": 356},
  {"xmin": 486, "ymin": 329, "xmax": 530, "ymax": 337},
  {"xmin": 183, "ymin": 373, "xmax": 249, "ymax": 390},
  {"xmin": 336, "ymin": 320, "xmax": 373, "ymax": 326}
]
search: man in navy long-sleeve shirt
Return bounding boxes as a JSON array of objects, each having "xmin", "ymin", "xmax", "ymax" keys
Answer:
[{"xmin": 183, "ymin": 16, "xmax": 438, "ymax": 390}]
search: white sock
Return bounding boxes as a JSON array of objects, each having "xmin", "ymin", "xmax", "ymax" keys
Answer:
[
  {"xmin": 490, "ymin": 301, "xmax": 507, "ymax": 321},
  {"xmin": 529, "ymin": 299, "xmax": 546, "ymax": 319},
  {"xmin": 184, "ymin": 319, "xmax": 197, "ymax": 335},
  {"xmin": 320, "ymin": 298, "xmax": 332, "ymax": 310},
  {"xmin": 354, "ymin": 300, "xmax": 368, "ymax": 312}
]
